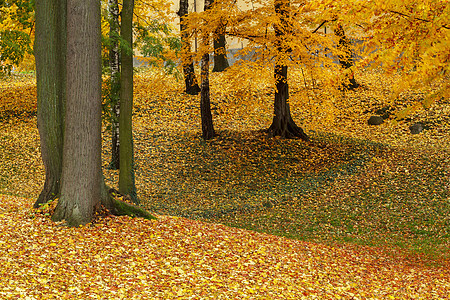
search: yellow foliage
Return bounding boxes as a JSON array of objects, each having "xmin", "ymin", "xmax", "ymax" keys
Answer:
[{"xmin": 181, "ymin": 0, "xmax": 448, "ymax": 119}]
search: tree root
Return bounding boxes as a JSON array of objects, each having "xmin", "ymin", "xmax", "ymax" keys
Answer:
[
  {"xmin": 266, "ymin": 118, "xmax": 310, "ymax": 142},
  {"xmin": 107, "ymin": 188, "xmax": 156, "ymax": 220}
]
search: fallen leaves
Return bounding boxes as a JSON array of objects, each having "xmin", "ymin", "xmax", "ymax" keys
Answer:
[
  {"xmin": 1, "ymin": 194, "xmax": 449, "ymax": 298},
  {"xmin": 0, "ymin": 74, "xmax": 36, "ymax": 120},
  {"xmin": 1, "ymin": 68, "xmax": 450, "ymax": 297}
]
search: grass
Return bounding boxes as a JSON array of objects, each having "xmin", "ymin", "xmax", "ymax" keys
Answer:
[{"xmin": 1, "ymin": 69, "xmax": 449, "ymax": 266}]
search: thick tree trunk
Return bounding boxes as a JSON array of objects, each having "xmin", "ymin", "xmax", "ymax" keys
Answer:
[
  {"xmin": 119, "ymin": 0, "xmax": 138, "ymax": 204},
  {"xmin": 34, "ymin": 0, "xmax": 66, "ymax": 208},
  {"xmin": 200, "ymin": 0, "xmax": 215, "ymax": 140},
  {"xmin": 108, "ymin": 0, "xmax": 120, "ymax": 169},
  {"xmin": 52, "ymin": 0, "xmax": 102, "ymax": 226},
  {"xmin": 178, "ymin": 0, "xmax": 200, "ymax": 95},
  {"xmin": 212, "ymin": 23, "xmax": 229, "ymax": 72},
  {"xmin": 334, "ymin": 24, "xmax": 359, "ymax": 90},
  {"xmin": 267, "ymin": 0, "xmax": 309, "ymax": 141}
]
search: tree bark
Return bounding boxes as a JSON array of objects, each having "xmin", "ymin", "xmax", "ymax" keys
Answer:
[
  {"xmin": 178, "ymin": 0, "xmax": 200, "ymax": 95},
  {"xmin": 33, "ymin": 0, "xmax": 66, "ymax": 208},
  {"xmin": 334, "ymin": 24, "xmax": 359, "ymax": 90},
  {"xmin": 52, "ymin": 0, "xmax": 102, "ymax": 226},
  {"xmin": 119, "ymin": 0, "xmax": 138, "ymax": 204},
  {"xmin": 212, "ymin": 22, "xmax": 229, "ymax": 72},
  {"xmin": 200, "ymin": 0, "xmax": 215, "ymax": 140},
  {"xmin": 267, "ymin": 0, "xmax": 309, "ymax": 141},
  {"xmin": 108, "ymin": 0, "xmax": 121, "ymax": 169}
]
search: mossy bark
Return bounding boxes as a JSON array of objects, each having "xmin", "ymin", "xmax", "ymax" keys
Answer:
[
  {"xmin": 34, "ymin": 0, "xmax": 66, "ymax": 208},
  {"xmin": 119, "ymin": 0, "xmax": 138, "ymax": 204},
  {"xmin": 111, "ymin": 199, "xmax": 156, "ymax": 220}
]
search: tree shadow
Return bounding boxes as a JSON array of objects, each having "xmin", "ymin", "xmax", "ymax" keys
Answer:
[{"xmin": 134, "ymin": 129, "xmax": 383, "ymax": 219}]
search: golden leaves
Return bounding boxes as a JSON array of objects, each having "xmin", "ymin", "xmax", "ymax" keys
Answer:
[
  {"xmin": 1, "ymin": 48, "xmax": 450, "ymax": 298},
  {"xmin": 1, "ymin": 193, "xmax": 449, "ymax": 298}
]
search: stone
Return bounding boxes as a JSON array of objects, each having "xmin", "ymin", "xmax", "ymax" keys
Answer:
[
  {"xmin": 409, "ymin": 123, "xmax": 424, "ymax": 134},
  {"xmin": 368, "ymin": 115, "xmax": 384, "ymax": 125},
  {"xmin": 374, "ymin": 106, "xmax": 392, "ymax": 119}
]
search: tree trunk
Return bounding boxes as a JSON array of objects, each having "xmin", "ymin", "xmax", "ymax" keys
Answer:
[
  {"xmin": 212, "ymin": 22, "xmax": 229, "ymax": 72},
  {"xmin": 267, "ymin": 0, "xmax": 309, "ymax": 141},
  {"xmin": 108, "ymin": 0, "xmax": 120, "ymax": 169},
  {"xmin": 52, "ymin": 0, "xmax": 102, "ymax": 226},
  {"xmin": 33, "ymin": 0, "xmax": 66, "ymax": 208},
  {"xmin": 334, "ymin": 24, "xmax": 359, "ymax": 90},
  {"xmin": 199, "ymin": 0, "xmax": 215, "ymax": 140},
  {"xmin": 178, "ymin": 0, "xmax": 200, "ymax": 95},
  {"xmin": 119, "ymin": 0, "xmax": 138, "ymax": 204}
]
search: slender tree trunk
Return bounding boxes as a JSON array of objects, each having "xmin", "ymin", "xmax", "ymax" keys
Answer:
[
  {"xmin": 200, "ymin": 0, "xmax": 215, "ymax": 140},
  {"xmin": 52, "ymin": 0, "xmax": 102, "ymax": 226},
  {"xmin": 267, "ymin": 0, "xmax": 309, "ymax": 141},
  {"xmin": 119, "ymin": 0, "xmax": 138, "ymax": 204},
  {"xmin": 178, "ymin": 0, "xmax": 200, "ymax": 95},
  {"xmin": 34, "ymin": 0, "xmax": 66, "ymax": 208},
  {"xmin": 212, "ymin": 21, "xmax": 229, "ymax": 72},
  {"xmin": 108, "ymin": 0, "xmax": 120, "ymax": 169},
  {"xmin": 334, "ymin": 24, "xmax": 359, "ymax": 90}
]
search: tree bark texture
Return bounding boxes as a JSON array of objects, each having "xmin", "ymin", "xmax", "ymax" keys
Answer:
[
  {"xmin": 334, "ymin": 24, "xmax": 359, "ymax": 90},
  {"xmin": 108, "ymin": 0, "xmax": 121, "ymax": 169},
  {"xmin": 178, "ymin": 0, "xmax": 200, "ymax": 95},
  {"xmin": 119, "ymin": 0, "xmax": 138, "ymax": 204},
  {"xmin": 200, "ymin": 0, "xmax": 215, "ymax": 140},
  {"xmin": 212, "ymin": 24, "xmax": 229, "ymax": 72},
  {"xmin": 268, "ymin": 0, "xmax": 309, "ymax": 141},
  {"xmin": 211, "ymin": 0, "xmax": 229, "ymax": 73},
  {"xmin": 34, "ymin": 0, "xmax": 66, "ymax": 208},
  {"xmin": 52, "ymin": 0, "xmax": 102, "ymax": 226}
]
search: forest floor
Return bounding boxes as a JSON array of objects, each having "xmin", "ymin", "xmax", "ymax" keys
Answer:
[{"xmin": 0, "ymin": 69, "xmax": 449, "ymax": 298}]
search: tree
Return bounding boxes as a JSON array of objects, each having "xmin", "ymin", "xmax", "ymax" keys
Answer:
[
  {"xmin": 334, "ymin": 24, "xmax": 359, "ymax": 90},
  {"xmin": 199, "ymin": 0, "xmax": 215, "ymax": 140},
  {"xmin": 119, "ymin": 0, "xmax": 138, "ymax": 204},
  {"xmin": 51, "ymin": 0, "xmax": 103, "ymax": 226},
  {"xmin": 178, "ymin": 0, "xmax": 201, "ymax": 95},
  {"xmin": 212, "ymin": 25, "xmax": 229, "ymax": 72},
  {"xmin": 184, "ymin": 0, "xmax": 320, "ymax": 140},
  {"xmin": 33, "ymin": 0, "xmax": 66, "ymax": 208},
  {"xmin": 107, "ymin": 0, "xmax": 121, "ymax": 170},
  {"xmin": 211, "ymin": 0, "xmax": 229, "ymax": 73},
  {"xmin": 34, "ymin": 0, "xmax": 154, "ymax": 225},
  {"xmin": 317, "ymin": 0, "xmax": 449, "ymax": 113},
  {"xmin": 267, "ymin": 0, "xmax": 309, "ymax": 141}
]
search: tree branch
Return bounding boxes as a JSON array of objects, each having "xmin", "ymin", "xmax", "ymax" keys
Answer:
[
  {"xmin": 388, "ymin": 9, "xmax": 449, "ymax": 30},
  {"xmin": 312, "ymin": 20, "xmax": 327, "ymax": 34}
]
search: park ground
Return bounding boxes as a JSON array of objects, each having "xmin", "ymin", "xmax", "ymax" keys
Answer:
[{"xmin": 0, "ymin": 68, "xmax": 449, "ymax": 298}]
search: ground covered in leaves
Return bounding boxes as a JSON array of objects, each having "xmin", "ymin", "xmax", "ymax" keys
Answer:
[
  {"xmin": 1, "ymin": 194, "xmax": 449, "ymax": 298},
  {"xmin": 0, "ymin": 69, "xmax": 449, "ymax": 298}
]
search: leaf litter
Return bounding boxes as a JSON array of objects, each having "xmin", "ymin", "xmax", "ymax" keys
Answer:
[
  {"xmin": 0, "ymin": 70, "xmax": 449, "ymax": 298},
  {"xmin": 1, "ymin": 194, "xmax": 449, "ymax": 298}
]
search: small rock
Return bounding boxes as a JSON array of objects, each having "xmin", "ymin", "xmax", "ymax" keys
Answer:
[
  {"xmin": 368, "ymin": 115, "xmax": 384, "ymax": 125},
  {"xmin": 374, "ymin": 106, "xmax": 392, "ymax": 119},
  {"xmin": 409, "ymin": 123, "xmax": 424, "ymax": 134}
]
